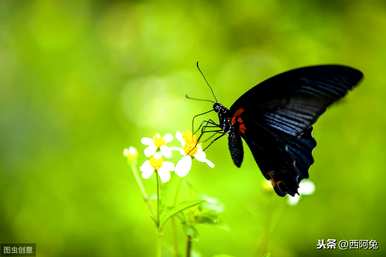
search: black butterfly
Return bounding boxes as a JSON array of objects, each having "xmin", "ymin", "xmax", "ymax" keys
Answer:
[{"xmin": 188, "ymin": 63, "xmax": 363, "ymax": 197}]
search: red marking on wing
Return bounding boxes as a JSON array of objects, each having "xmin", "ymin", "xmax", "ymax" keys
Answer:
[
  {"xmin": 231, "ymin": 107, "xmax": 245, "ymax": 125},
  {"xmin": 239, "ymin": 122, "xmax": 247, "ymax": 134},
  {"xmin": 231, "ymin": 107, "xmax": 247, "ymax": 134}
]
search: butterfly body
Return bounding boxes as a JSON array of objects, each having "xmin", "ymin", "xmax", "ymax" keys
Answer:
[
  {"xmin": 197, "ymin": 64, "xmax": 363, "ymax": 197},
  {"xmin": 213, "ymin": 103, "xmax": 231, "ymax": 132},
  {"xmin": 212, "ymin": 103, "xmax": 246, "ymax": 169}
]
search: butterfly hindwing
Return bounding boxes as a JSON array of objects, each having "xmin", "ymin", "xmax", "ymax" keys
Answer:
[
  {"xmin": 241, "ymin": 113, "xmax": 316, "ymax": 196},
  {"xmin": 228, "ymin": 128, "xmax": 244, "ymax": 167}
]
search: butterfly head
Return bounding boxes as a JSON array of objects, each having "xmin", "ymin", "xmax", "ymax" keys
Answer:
[{"xmin": 213, "ymin": 102, "xmax": 227, "ymax": 114}]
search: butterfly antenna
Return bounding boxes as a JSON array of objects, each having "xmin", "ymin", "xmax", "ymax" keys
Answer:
[
  {"xmin": 185, "ymin": 94, "xmax": 215, "ymax": 103},
  {"xmin": 196, "ymin": 61, "xmax": 218, "ymax": 103}
]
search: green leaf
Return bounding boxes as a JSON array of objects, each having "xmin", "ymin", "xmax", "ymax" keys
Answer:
[
  {"xmin": 200, "ymin": 196, "xmax": 224, "ymax": 213},
  {"xmin": 193, "ymin": 196, "xmax": 224, "ymax": 225},
  {"xmin": 194, "ymin": 212, "xmax": 220, "ymax": 224},
  {"xmin": 212, "ymin": 255, "xmax": 234, "ymax": 257},
  {"xmin": 160, "ymin": 200, "xmax": 203, "ymax": 228}
]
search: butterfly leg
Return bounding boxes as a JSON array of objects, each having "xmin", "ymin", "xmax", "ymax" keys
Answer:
[
  {"xmin": 191, "ymin": 109, "xmax": 214, "ymax": 133},
  {"xmin": 194, "ymin": 121, "xmax": 222, "ymax": 147},
  {"xmin": 196, "ymin": 120, "xmax": 221, "ymax": 142},
  {"xmin": 194, "ymin": 119, "xmax": 218, "ymax": 135},
  {"xmin": 203, "ymin": 130, "xmax": 223, "ymax": 143},
  {"xmin": 187, "ymin": 120, "xmax": 221, "ymax": 155},
  {"xmin": 203, "ymin": 132, "xmax": 227, "ymax": 151}
]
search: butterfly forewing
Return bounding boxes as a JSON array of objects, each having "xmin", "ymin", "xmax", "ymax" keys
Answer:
[{"xmin": 230, "ymin": 65, "xmax": 363, "ymax": 136}]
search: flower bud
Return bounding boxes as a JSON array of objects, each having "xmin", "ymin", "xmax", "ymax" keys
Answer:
[{"xmin": 123, "ymin": 146, "xmax": 138, "ymax": 161}]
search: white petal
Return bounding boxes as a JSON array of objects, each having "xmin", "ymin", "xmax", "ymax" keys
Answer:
[
  {"xmin": 153, "ymin": 152, "xmax": 163, "ymax": 159},
  {"xmin": 141, "ymin": 137, "xmax": 153, "ymax": 146},
  {"xmin": 193, "ymin": 146, "xmax": 206, "ymax": 162},
  {"xmin": 193, "ymin": 147, "xmax": 215, "ymax": 168},
  {"xmin": 204, "ymin": 159, "xmax": 215, "ymax": 168},
  {"xmin": 287, "ymin": 194, "xmax": 301, "ymax": 205},
  {"xmin": 144, "ymin": 145, "xmax": 157, "ymax": 157},
  {"xmin": 161, "ymin": 161, "xmax": 175, "ymax": 172},
  {"xmin": 299, "ymin": 180, "xmax": 315, "ymax": 195},
  {"xmin": 163, "ymin": 133, "xmax": 173, "ymax": 143},
  {"xmin": 160, "ymin": 145, "xmax": 172, "ymax": 158},
  {"xmin": 140, "ymin": 161, "xmax": 154, "ymax": 179},
  {"xmin": 175, "ymin": 156, "xmax": 192, "ymax": 177},
  {"xmin": 176, "ymin": 131, "xmax": 185, "ymax": 146},
  {"xmin": 158, "ymin": 169, "xmax": 171, "ymax": 183}
]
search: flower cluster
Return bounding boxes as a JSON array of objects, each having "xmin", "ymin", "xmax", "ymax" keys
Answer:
[{"xmin": 123, "ymin": 131, "xmax": 214, "ymax": 183}]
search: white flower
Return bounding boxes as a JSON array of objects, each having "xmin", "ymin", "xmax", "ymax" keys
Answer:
[
  {"xmin": 141, "ymin": 133, "xmax": 173, "ymax": 158},
  {"xmin": 123, "ymin": 146, "xmax": 138, "ymax": 161},
  {"xmin": 287, "ymin": 179, "xmax": 315, "ymax": 205},
  {"xmin": 174, "ymin": 131, "xmax": 214, "ymax": 177},
  {"xmin": 140, "ymin": 153, "xmax": 175, "ymax": 183}
]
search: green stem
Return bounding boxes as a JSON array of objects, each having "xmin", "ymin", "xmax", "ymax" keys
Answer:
[
  {"xmin": 156, "ymin": 173, "xmax": 162, "ymax": 257},
  {"xmin": 171, "ymin": 218, "xmax": 180, "ymax": 257},
  {"xmin": 269, "ymin": 202, "xmax": 286, "ymax": 234},
  {"xmin": 156, "ymin": 173, "xmax": 161, "ymax": 229},
  {"xmin": 157, "ymin": 231, "xmax": 163, "ymax": 257},
  {"xmin": 129, "ymin": 160, "xmax": 155, "ymax": 219},
  {"xmin": 171, "ymin": 179, "xmax": 182, "ymax": 257},
  {"xmin": 258, "ymin": 198, "xmax": 285, "ymax": 257},
  {"xmin": 185, "ymin": 235, "xmax": 192, "ymax": 257}
]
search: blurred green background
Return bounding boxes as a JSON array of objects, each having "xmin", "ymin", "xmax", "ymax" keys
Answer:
[{"xmin": 1, "ymin": 0, "xmax": 385, "ymax": 256}]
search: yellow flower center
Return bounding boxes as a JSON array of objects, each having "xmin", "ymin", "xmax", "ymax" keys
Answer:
[
  {"xmin": 182, "ymin": 131, "xmax": 198, "ymax": 156},
  {"xmin": 149, "ymin": 156, "xmax": 163, "ymax": 170},
  {"xmin": 153, "ymin": 134, "xmax": 166, "ymax": 148}
]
